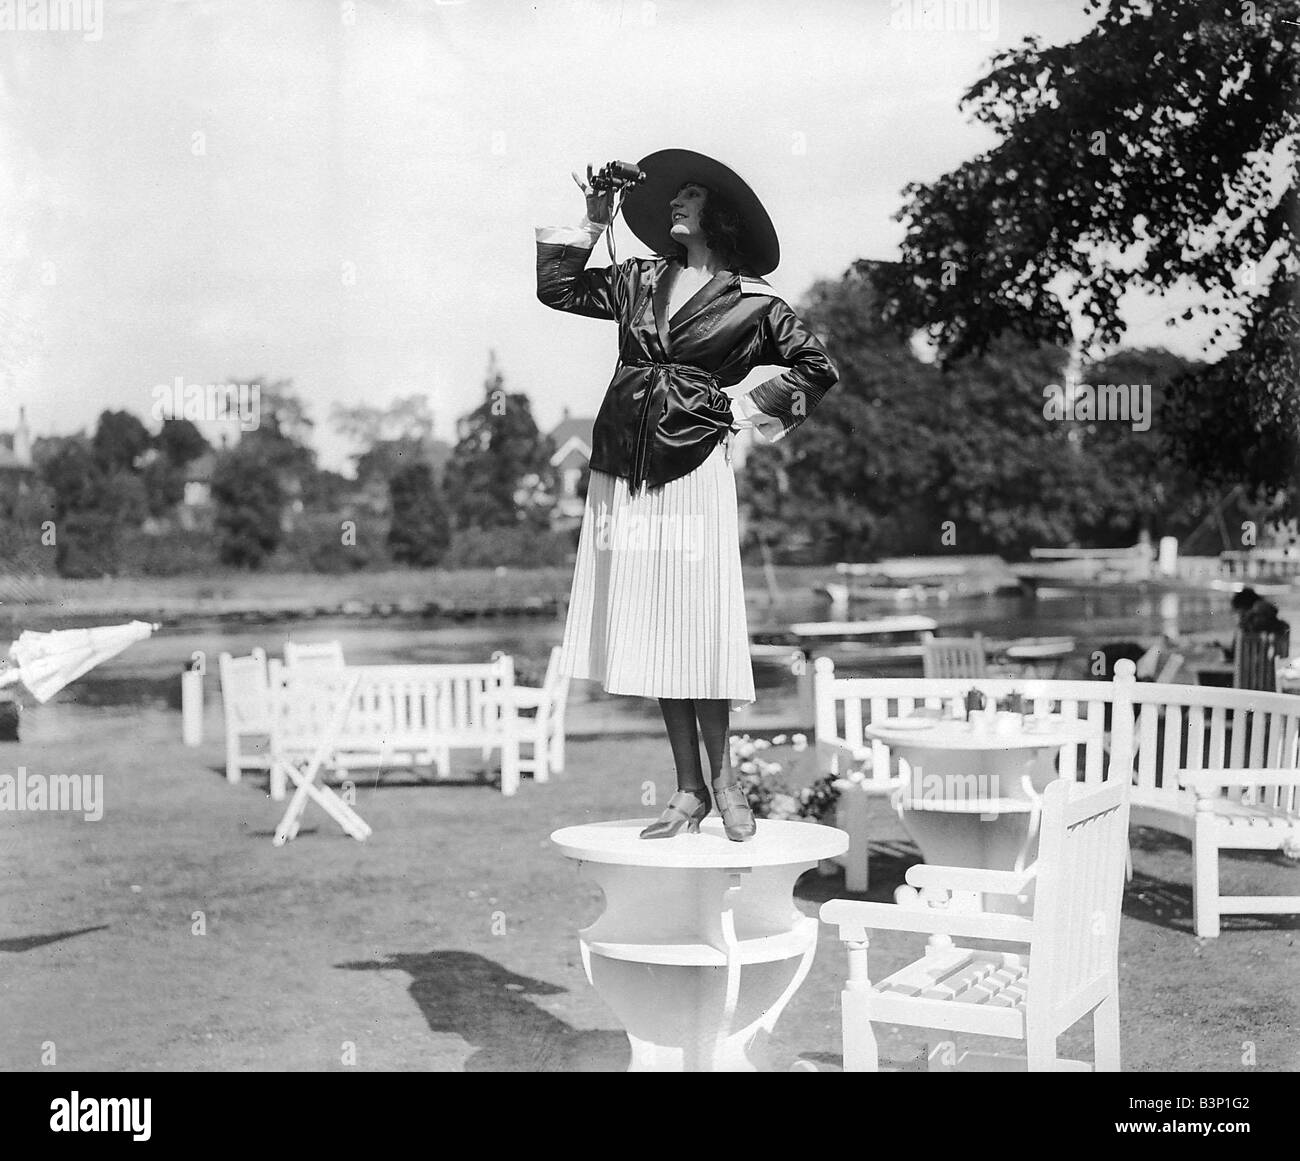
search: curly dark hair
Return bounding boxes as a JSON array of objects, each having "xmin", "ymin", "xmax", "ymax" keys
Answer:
[{"xmin": 665, "ymin": 183, "xmax": 754, "ymax": 274}]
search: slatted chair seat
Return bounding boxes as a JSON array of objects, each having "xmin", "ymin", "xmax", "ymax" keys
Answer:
[
  {"xmin": 1209, "ymin": 796, "xmax": 1297, "ymax": 829},
  {"xmin": 875, "ymin": 948, "xmax": 1029, "ymax": 1007},
  {"xmin": 1136, "ymin": 787, "xmax": 1297, "ymax": 838}
]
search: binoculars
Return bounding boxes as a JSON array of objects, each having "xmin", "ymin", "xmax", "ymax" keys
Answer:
[{"xmin": 589, "ymin": 160, "xmax": 646, "ymax": 193}]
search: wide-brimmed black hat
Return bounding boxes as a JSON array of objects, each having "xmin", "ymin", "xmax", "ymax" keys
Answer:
[{"xmin": 621, "ymin": 149, "xmax": 780, "ymax": 275}]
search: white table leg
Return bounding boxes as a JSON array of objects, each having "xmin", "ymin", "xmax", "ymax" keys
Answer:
[{"xmin": 896, "ymin": 747, "xmax": 1058, "ymax": 916}]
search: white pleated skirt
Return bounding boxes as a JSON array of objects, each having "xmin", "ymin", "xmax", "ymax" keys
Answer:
[{"xmin": 558, "ymin": 439, "xmax": 756, "ymax": 710}]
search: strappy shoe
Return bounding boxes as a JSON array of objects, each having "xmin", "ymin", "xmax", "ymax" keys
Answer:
[
  {"xmin": 639, "ymin": 788, "xmax": 710, "ymax": 839},
  {"xmin": 712, "ymin": 779, "xmax": 757, "ymax": 842}
]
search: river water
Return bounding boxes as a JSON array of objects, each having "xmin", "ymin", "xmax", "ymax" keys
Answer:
[{"xmin": 11, "ymin": 583, "xmax": 1268, "ymax": 741}]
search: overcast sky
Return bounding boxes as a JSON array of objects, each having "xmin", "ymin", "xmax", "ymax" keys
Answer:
[{"xmin": 1, "ymin": 0, "xmax": 1230, "ymax": 473}]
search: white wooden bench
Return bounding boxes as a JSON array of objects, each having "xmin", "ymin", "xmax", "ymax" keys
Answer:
[
  {"xmin": 266, "ymin": 656, "xmax": 523, "ymax": 797},
  {"xmin": 813, "ymin": 656, "xmax": 1300, "ymax": 935}
]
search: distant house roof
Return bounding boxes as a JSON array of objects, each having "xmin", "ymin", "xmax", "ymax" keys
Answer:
[
  {"xmin": 0, "ymin": 434, "xmax": 33, "ymax": 474},
  {"xmin": 551, "ymin": 414, "xmax": 594, "ymax": 447},
  {"xmin": 550, "ymin": 414, "xmax": 595, "ymax": 467}
]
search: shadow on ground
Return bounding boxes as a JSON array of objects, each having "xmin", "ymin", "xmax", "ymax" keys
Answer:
[
  {"xmin": 1125, "ymin": 827, "xmax": 1300, "ymax": 935},
  {"xmin": 211, "ymin": 764, "xmax": 502, "ymax": 792},
  {"xmin": 0, "ymin": 925, "xmax": 109, "ymax": 953},
  {"xmin": 337, "ymin": 949, "xmax": 629, "ymax": 1071},
  {"xmin": 795, "ymin": 838, "xmax": 920, "ymax": 905}
]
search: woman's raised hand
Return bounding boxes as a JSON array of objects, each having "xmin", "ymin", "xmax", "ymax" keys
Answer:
[{"xmin": 572, "ymin": 165, "xmax": 612, "ymax": 226}]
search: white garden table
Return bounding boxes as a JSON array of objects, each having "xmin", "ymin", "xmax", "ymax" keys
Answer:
[
  {"xmin": 865, "ymin": 713, "xmax": 1098, "ymax": 915},
  {"xmin": 551, "ymin": 818, "xmax": 848, "ymax": 1072}
]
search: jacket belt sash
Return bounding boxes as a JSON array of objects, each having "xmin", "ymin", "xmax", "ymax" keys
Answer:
[{"xmin": 622, "ymin": 359, "xmax": 725, "ymax": 496}]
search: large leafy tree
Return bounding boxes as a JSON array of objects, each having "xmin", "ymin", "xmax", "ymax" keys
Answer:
[
  {"xmin": 387, "ymin": 463, "xmax": 451, "ymax": 566},
  {"xmin": 91, "ymin": 410, "xmax": 151, "ymax": 474},
  {"xmin": 332, "ymin": 394, "xmax": 448, "ymax": 489},
  {"xmin": 873, "ymin": 0, "xmax": 1299, "ymax": 511},
  {"xmin": 1076, "ymin": 346, "xmax": 1217, "ymax": 544},
  {"xmin": 211, "ymin": 442, "xmax": 284, "ymax": 568},
  {"xmin": 740, "ymin": 270, "xmax": 1206, "ymax": 561},
  {"xmin": 38, "ymin": 433, "xmax": 148, "ymax": 576},
  {"xmin": 739, "ymin": 268, "xmax": 949, "ymax": 562},
  {"xmin": 154, "ymin": 417, "xmax": 210, "ymax": 468},
  {"xmin": 231, "ymin": 377, "xmax": 325, "ymax": 517},
  {"xmin": 39, "ymin": 436, "xmax": 101, "ymax": 519},
  {"xmin": 143, "ymin": 418, "xmax": 212, "ymax": 517},
  {"xmin": 926, "ymin": 338, "xmax": 1103, "ymax": 556},
  {"xmin": 445, "ymin": 352, "xmax": 556, "ymax": 531}
]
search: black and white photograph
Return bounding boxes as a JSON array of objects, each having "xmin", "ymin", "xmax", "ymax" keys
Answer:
[{"xmin": 0, "ymin": 0, "xmax": 1296, "ymax": 1106}]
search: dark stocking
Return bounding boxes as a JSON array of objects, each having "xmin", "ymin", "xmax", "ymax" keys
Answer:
[
  {"xmin": 658, "ymin": 698, "xmax": 706, "ymax": 798},
  {"xmin": 694, "ymin": 698, "xmax": 733, "ymax": 787}
]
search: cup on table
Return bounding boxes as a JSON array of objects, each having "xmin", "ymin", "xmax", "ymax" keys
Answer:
[{"xmin": 994, "ymin": 711, "xmax": 1020, "ymax": 734}]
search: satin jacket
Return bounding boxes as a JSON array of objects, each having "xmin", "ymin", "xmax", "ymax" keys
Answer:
[{"xmin": 536, "ymin": 227, "xmax": 839, "ymax": 494}]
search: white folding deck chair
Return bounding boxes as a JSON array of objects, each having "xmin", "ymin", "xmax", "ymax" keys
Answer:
[
  {"xmin": 218, "ymin": 648, "xmax": 272, "ymax": 784},
  {"xmin": 1135, "ymin": 639, "xmax": 1184, "ymax": 684},
  {"xmin": 821, "ymin": 778, "xmax": 1131, "ymax": 1072},
  {"xmin": 1154, "ymin": 652, "xmax": 1185, "ymax": 683},
  {"xmin": 268, "ymin": 668, "xmax": 372, "ymax": 845},
  {"xmin": 921, "ymin": 632, "xmax": 988, "ymax": 679}
]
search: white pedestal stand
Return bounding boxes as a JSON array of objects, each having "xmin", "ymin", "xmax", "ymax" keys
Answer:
[{"xmin": 552, "ymin": 818, "xmax": 849, "ymax": 1072}]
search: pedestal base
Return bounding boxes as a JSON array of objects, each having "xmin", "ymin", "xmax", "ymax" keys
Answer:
[{"xmin": 553, "ymin": 818, "xmax": 849, "ymax": 1072}]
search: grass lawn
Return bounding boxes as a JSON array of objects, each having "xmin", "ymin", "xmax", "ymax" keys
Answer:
[{"xmin": 1, "ymin": 705, "xmax": 1296, "ymax": 1072}]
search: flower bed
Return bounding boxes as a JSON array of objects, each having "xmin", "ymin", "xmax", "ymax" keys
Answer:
[{"xmin": 729, "ymin": 732, "xmax": 844, "ymax": 824}]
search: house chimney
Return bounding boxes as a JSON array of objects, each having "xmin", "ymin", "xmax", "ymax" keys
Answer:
[{"xmin": 14, "ymin": 406, "xmax": 31, "ymax": 465}]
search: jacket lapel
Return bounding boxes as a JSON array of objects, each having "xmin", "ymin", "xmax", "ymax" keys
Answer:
[{"xmin": 651, "ymin": 262, "xmax": 738, "ymax": 356}]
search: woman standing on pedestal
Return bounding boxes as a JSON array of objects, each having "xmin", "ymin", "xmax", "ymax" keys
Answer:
[{"xmin": 536, "ymin": 149, "xmax": 838, "ymax": 841}]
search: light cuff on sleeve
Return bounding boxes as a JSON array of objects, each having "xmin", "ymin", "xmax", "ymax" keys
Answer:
[
  {"xmin": 732, "ymin": 391, "xmax": 789, "ymax": 444},
  {"xmin": 535, "ymin": 216, "xmax": 606, "ymax": 248}
]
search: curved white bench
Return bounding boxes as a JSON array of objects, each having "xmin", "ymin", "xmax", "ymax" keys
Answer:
[{"xmin": 813, "ymin": 657, "xmax": 1300, "ymax": 936}]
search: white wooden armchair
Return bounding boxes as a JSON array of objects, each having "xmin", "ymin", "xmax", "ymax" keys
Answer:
[
  {"xmin": 920, "ymin": 632, "xmax": 987, "ymax": 679},
  {"xmin": 218, "ymin": 648, "xmax": 271, "ymax": 784},
  {"xmin": 820, "ymin": 778, "xmax": 1130, "ymax": 1072},
  {"xmin": 493, "ymin": 646, "xmax": 569, "ymax": 786}
]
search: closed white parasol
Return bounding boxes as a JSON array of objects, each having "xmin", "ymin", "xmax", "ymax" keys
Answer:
[{"xmin": 0, "ymin": 620, "xmax": 161, "ymax": 703}]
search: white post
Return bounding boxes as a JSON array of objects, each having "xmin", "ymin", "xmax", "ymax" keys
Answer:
[
  {"xmin": 182, "ymin": 667, "xmax": 203, "ymax": 746},
  {"xmin": 1158, "ymin": 535, "xmax": 1178, "ymax": 577},
  {"xmin": 0, "ymin": 692, "xmax": 18, "ymax": 742}
]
